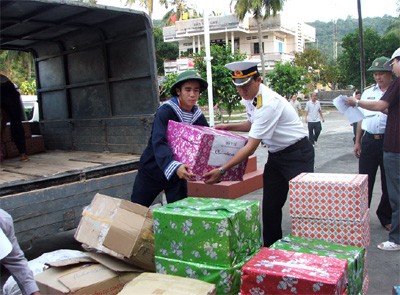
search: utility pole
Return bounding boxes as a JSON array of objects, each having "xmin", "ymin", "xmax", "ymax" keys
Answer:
[
  {"xmin": 357, "ymin": 0, "xmax": 366, "ymax": 91},
  {"xmin": 333, "ymin": 19, "xmax": 338, "ymax": 60}
]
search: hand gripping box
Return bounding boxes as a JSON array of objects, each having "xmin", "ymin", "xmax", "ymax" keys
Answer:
[
  {"xmin": 240, "ymin": 248, "xmax": 348, "ymax": 295},
  {"xmin": 270, "ymin": 235, "xmax": 365, "ymax": 295},
  {"xmin": 74, "ymin": 193, "xmax": 155, "ymax": 271},
  {"xmin": 167, "ymin": 120, "xmax": 248, "ymax": 181}
]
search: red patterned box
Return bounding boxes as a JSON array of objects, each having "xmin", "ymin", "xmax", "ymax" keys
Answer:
[
  {"xmin": 290, "ymin": 173, "xmax": 368, "ymax": 221},
  {"xmin": 240, "ymin": 248, "xmax": 348, "ymax": 295},
  {"xmin": 167, "ymin": 120, "xmax": 248, "ymax": 181},
  {"xmin": 291, "ymin": 210, "xmax": 370, "ymax": 248}
]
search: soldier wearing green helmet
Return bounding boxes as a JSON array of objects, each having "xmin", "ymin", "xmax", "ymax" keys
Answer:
[
  {"xmin": 131, "ymin": 70, "xmax": 209, "ymax": 207},
  {"xmin": 353, "ymin": 56, "xmax": 393, "ymax": 233}
]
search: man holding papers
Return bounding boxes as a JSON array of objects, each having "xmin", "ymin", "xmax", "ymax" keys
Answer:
[
  {"xmin": 346, "ymin": 47, "xmax": 400, "ymax": 251},
  {"xmin": 354, "ymin": 57, "xmax": 393, "ymax": 232}
]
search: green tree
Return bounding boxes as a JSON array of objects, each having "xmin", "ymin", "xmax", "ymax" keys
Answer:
[
  {"xmin": 160, "ymin": 0, "xmax": 200, "ymax": 26},
  {"xmin": 338, "ymin": 28, "xmax": 391, "ymax": 89},
  {"xmin": 193, "ymin": 44, "xmax": 246, "ymax": 121},
  {"xmin": 232, "ymin": 0, "xmax": 285, "ymax": 83},
  {"xmin": 153, "ymin": 26, "xmax": 179, "ymax": 75},
  {"xmin": 294, "ymin": 48, "xmax": 326, "ymax": 90},
  {"xmin": 159, "ymin": 72, "xmax": 178, "ymax": 99},
  {"xmin": 266, "ymin": 62, "xmax": 309, "ymax": 98}
]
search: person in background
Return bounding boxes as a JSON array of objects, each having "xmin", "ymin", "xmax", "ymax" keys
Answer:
[
  {"xmin": 354, "ymin": 57, "xmax": 393, "ymax": 232},
  {"xmin": 130, "ymin": 70, "xmax": 208, "ymax": 207},
  {"xmin": 0, "ymin": 209, "xmax": 41, "ymax": 295},
  {"xmin": 289, "ymin": 94, "xmax": 302, "ymax": 118},
  {"xmin": 346, "ymin": 47, "xmax": 400, "ymax": 251},
  {"xmin": 305, "ymin": 91, "xmax": 324, "ymax": 146},
  {"xmin": 0, "ymin": 74, "xmax": 29, "ymax": 162},
  {"xmin": 203, "ymin": 61, "xmax": 314, "ymax": 247}
]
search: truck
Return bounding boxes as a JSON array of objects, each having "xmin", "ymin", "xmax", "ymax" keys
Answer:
[{"xmin": 0, "ymin": 0, "xmax": 159, "ymax": 248}]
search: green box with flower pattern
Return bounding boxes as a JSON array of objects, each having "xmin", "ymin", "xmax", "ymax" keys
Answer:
[{"xmin": 152, "ymin": 197, "xmax": 262, "ymax": 267}]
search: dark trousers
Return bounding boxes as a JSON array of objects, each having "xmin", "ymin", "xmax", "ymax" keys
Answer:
[
  {"xmin": 307, "ymin": 121, "xmax": 322, "ymax": 144},
  {"xmin": 262, "ymin": 137, "xmax": 315, "ymax": 246},
  {"xmin": 0, "ymin": 89, "xmax": 26, "ymax": 155},
  {"xmin": 359, "ymin": 132, "xmax": 392, "ymax": 226},
  {"xmin": 131, "ymin": 170, "xmax": 187, "ymax": 207}
]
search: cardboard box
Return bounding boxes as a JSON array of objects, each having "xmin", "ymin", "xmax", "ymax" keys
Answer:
[
  {"xmin": 291, "ymin": 210, "xmax": 370, "ymax": 248},
  {"xmin": 153, "ymin": 197, "xmax": 262, "ymax": 267},
  {"xmin": 270, "ymin": 235, "xmax": 365, "ymax": 295},
  {"xmin": 74, "ymin": 193, "xmax": 155, "ymax": 271},
  {"xmin": 290, "ymin": 173, "xmax": 368, "ymax": 221},
  {"xmin": 240, "ymin": 248, "xmax": 348, "ymax": 295},
  {"xmin": 35, "ymin": 252, "xmax": 142, "ymax": 295},
  {"xmin": 167, "ymin": 120, "xmax": 248, "ymax": 181},
  {"xmin": 117, "ymin": 272, "xmax": 217, "ymax": 295}
]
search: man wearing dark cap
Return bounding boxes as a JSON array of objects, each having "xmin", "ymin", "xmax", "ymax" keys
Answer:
[
  {"xmin": 131, "ymin": 70, "xmax": 209, "ymax": 207},
  {"xmin": 354, "ymin": 56, "xmax": 393, "ymax": 232},
  {"xmin": 204, "ymin": 61, "xmax": 315, "ymax": 247}
]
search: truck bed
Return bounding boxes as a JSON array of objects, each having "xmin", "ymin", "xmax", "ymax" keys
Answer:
[
  {"xmin": 0, "ymin": 150, "xmax": 141, "ymax": 247},
  {"xmin": 0, "ymin": 150, "xmax": 140, "ymax": 196}
]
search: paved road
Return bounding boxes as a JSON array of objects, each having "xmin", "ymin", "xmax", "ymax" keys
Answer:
[{"xmin": 1, "ymin": 110, "xmax": 399, "ymax": 294}]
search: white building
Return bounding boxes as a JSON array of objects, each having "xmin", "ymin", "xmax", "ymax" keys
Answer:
[{"xmin": 163, "ymin": 13, "xmax": 316, "ymax": 74}]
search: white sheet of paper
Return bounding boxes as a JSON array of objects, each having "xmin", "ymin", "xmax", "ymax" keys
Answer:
[{"xmin": 333, "ymin": 95, "xmax": 364, "ymax": 123}]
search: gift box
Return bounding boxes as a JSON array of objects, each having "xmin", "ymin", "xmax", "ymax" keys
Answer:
[
  {"xmin": 240, "ymin": 248, "xmax": 348, "ymax": 295},
  {"xmin": 167, "ymin": 120, "xmax": 248, "ymax": 181},
  {"xmin": 291, "ymin": 210, "xmax": 370, "ymax": 248},
  {"xmin": 152, "ymin": 197, "xmax": 262, "ymax": 268},
  {"xmin": 270, "ymin": 235, "xmax": 365, "ymax": 295},
  {"xmin": 155, "ymin": 256, "xmax": 244, "ymax": 295},
  {"xmin": 290, "ymin": 173, "xmax": 368, "ymax": 221}
]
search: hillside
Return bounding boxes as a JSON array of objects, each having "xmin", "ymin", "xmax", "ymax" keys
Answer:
[{"xmin": 306, "ymin": 15, "xmax": 397, "ymax": 60}]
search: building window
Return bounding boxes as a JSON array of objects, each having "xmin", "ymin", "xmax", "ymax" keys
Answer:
[{"xmin": 253, "ymin": 42, "xmax": 264, "ymax": 54}]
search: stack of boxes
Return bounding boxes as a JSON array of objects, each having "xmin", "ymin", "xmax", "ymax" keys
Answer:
[
  {"xmin": 1, "ymin": 122, "xmax": 45, "ymax": 158},
  {"xmin": 289, "ymin": 173, "xmax": 370, "ymax": 249},
  {"xmin": 152, "ymin": 197, "xmax": 262, "ymax": 294},
  {"xmin": 288, "ymin": 172, "xmax": 370, "ymax": 293}
]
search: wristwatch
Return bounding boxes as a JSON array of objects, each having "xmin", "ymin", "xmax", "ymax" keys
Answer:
[
  {"xmin": 219, "ymin": 167, "xmax": 226, "ymax": 176},
  {"xmin": 355, "ymin": 100, "xmax": 359, "ymax": 107}
]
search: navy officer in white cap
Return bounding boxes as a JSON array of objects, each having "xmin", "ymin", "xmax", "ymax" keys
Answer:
[{"xmin": 204, "ymin": 61, "xmax": 315, "ymax": 247}]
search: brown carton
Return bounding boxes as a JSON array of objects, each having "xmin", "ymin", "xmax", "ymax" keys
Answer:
[{"xmin": 74, "ymin": 193, "xmax": 155, "ymax": 271}]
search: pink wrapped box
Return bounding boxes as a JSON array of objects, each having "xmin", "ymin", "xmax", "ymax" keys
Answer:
[
  {"xmin": 167, "ymin": 120, "xmax": 248, "ymax": 181},
  {"xmin": 291, "ymin": 210, "xmax": 370, "ymax": 248},
  {"xmin": 290, "ymin": 173, "xmax": 368, "ymax": 221},
  {"xmin": 240, "ymin": 248, "xmax": 348, "ymax": 295}
]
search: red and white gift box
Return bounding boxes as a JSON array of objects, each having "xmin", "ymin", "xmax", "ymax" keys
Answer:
[
  {"xmin": 289, "ymin": 173, "xmax": 368, "ymax": 221},
  {"xmin": 289, "ymin": 173, "xmax": 370, "ymax": 248},
  {"xmin": 240, "ymin": 248, "xmax": 348, "ymax": 295},
  {"xmin": 167, "ymin": 120, "xmax": 248, "ymax": 181},
  {"xmin": 291, "ymin": 210, "xmax": 370, "ymax": 248}
]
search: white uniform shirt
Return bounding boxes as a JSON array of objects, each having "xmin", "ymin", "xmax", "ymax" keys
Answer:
[
  {"xmin": 246, "ymin": 84, "xmax": 307, "ymax": 153},
  {"xmin": 305, "ymin": 100, "xmax": 322, "ymax": 122},
  {"xmin": 359, "ymin": 84, "xmax": 387, "ymax": 134}
]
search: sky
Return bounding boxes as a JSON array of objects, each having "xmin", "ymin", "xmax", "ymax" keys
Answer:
[{"xmin": 97, "ymin": 0, "xmax": 398, "ymax": 22}]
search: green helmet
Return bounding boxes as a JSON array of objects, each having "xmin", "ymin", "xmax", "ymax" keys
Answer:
[
  {"xmin": 367, "ymin": 57, "xmax": 391, "ymax": 72},
  {"xmin": 170, "ymin": 70, "xmax": 208, "ymax": 96}
]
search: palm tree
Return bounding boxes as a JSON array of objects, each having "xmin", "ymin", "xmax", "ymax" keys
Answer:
[
  {"xmin": 231, "ymin": 0, "xmax": 285, "ymax": 83},
  {"xmin": 125, "ymin": 0, "xmax": 158, "ymax": 18},
  {"xmin": 160, "ymin": 0, "xmax": 200, "ymax": 26}
]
